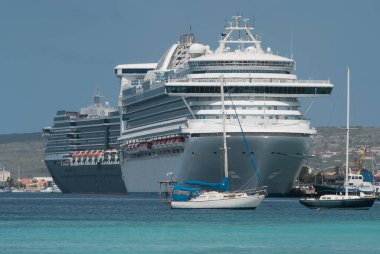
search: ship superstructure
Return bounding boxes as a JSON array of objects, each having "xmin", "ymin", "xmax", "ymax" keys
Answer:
[
  {"xmin": 43, "ymin": 91, "xmax": 126, "ymax": 193},
  {"xmin": 116, "ymin": 16, "xmax": 333, "ymax": 194}
]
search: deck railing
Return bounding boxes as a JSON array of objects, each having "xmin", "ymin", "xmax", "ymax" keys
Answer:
[{"xmin": 167, "ymin": 78, "xmax": 331, "ymax": 84}]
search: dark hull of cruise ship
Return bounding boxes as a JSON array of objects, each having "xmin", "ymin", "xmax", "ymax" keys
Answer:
[{"xmin": 45, "ymin": 161, "xmax": 127, "ymax": 194}]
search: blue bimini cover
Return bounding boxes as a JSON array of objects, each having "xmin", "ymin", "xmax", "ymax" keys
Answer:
[
  {"xmin": 173, "ymin": 184, "xmax": 200, "ymax": 192},
  {"xmin": 360, "ymin": 169, "xmax": 373, "ymax": 183},
  {"xmin": 185, "ymin": 178, "xmax": 229, "ymax": 192},
  {"xmin": 172, "ymin": 184, "xmax": 200, "ymax": 201}
]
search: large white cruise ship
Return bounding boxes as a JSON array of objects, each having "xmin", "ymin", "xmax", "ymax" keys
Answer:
[{"xmin": 115, "ymin": 16, "xmax": 333, "ymax": 195}]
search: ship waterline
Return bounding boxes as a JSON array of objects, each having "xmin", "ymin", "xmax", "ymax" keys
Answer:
[{"xmin": 45, "ymin": 162, "xmax": 126, "ymax": 194}]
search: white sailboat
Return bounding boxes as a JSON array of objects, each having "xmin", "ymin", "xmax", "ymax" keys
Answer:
[
  {"xmin": 171, "ymin": 77, "xmax": 266, "ymax": 209},
  {"xmin": 12, "ymin": 167, "xmax": 27, "ymax": 192},
  {"xmin": 0, "ymin": 164, "xmax": 11, "ymax": 193},
  {"xmin": 40, "ymin": 184, "xmax": 62, "ymax": 193},
  {"xmin": 299, "ymin": 68, "xmax": 375, "ymax": 209}
]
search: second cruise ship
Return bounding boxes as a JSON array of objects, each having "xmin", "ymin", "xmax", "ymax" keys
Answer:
[
  {"xmin": 43, "ymin": 92, "xmax": 126, "ymax": 194},
  {"xmin": 116, "ymin": 16, "xmax": 333, "ymax": 195}
]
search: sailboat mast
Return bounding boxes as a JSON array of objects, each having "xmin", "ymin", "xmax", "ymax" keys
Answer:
[
  {"xmin": 345, "ymin": 67, "xmax": 350, "ymax": 197},
  {"xmin": 220, "ymin": 76, "xmax": 228, "ymax": 178}
]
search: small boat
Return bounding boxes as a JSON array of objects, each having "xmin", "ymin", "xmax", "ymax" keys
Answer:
[
  {"xmin": 11, "ymin": 188, "xmax": 27, "ymax": 193},
  {"xmin": 0, "ymin": 187, "xmax": 12, "ymax": 193},
  {"xmin": 40, "ymin": 184, "xmax": 62, "ymax": 193},
  {"xmin": 171, "ymin": 76, "xmax": 266, "ymax": 209},
  {"xmin": 299, "ymin": 193, "xmax": 375, "ymax": 209},
  {"xmin": 314, "ymin": 171, "xmax": 376, "ymax": 196},
  {"xmin": 300, "ymin": 68, "xmax": 375, "ymax": 209}
]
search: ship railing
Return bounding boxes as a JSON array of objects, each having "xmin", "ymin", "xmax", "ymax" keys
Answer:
[
  {"xmin": 149, "ymin": 82, "xmax": 166, "ymax": 90},
  {"xmin": 128, "ymin": 82, "xmax": 165, "ymax": 95},
  {"xmin": 69, "ymin": 160, "xmax": 120, "ymax": 166},
  {"xmin": 168, "ymin": 78, "xmax": 331, "ymax": 85},
  {"xmin": 68, "ymin": 156, "xmax": 120, "ymax": 166}
]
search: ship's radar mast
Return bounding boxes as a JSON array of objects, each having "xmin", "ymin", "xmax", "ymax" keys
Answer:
[
  {"xmin": 216, "ymin": 16, "xmax": 263, "ymax": 53},
  {"xmin": 94, "ymin": 89, "xmax": 101, "ymax": 105}
]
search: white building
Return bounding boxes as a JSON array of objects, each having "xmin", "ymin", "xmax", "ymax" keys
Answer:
[
  {"xmin": 0, "ymin": 170, "xmax": 11, "ymax": 184},
  {"xmin": 33, "ymin": 176, "xmax": 53, "ymax": 182}
]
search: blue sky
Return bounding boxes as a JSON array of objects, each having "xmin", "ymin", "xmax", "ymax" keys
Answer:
[{"xmin": 1, "ymin": 0, "xmax": 380, "ymax": 134}]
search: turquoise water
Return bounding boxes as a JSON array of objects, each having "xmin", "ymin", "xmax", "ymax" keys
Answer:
[{"xmin": 0, "ymin": 193, "xmax": 379, "ymax": 254}]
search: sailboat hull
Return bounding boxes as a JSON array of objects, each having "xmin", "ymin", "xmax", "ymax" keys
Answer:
[
  {"xmin": 171, "ymin": 193, "xmax": 265, "ymax": 209},
  {"xmin": 299, "ymin": 197, "xmax": 375, "ymax": 209}
]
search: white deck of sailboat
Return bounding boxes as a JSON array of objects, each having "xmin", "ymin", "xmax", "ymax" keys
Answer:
[{"xmin": 303, "ymin": 193, "xmax": 375, "ymax": 201}]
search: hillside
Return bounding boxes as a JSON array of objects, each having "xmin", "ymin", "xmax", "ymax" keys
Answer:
[
  {"xmin": 309, "ymin": 127, "xmax": 380, "ymax": 171},
  {"xmin": 0, "ymin": 128, "xmax": 379, "ymax": 180},
  {"xmin": 0, "ymin": 132, "xmax": 48, "ymax": 178}
]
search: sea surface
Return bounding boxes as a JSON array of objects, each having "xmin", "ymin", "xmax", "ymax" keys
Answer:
[{"xmin": 0, "ymin": 193, "xmax": 379, "ymax": 254}]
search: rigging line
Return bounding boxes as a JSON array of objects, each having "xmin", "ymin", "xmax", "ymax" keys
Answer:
[
  {"xmin": 303, "ymin": 99, "xmax": 315, "ymax": 118},
  {"xmin": 226, "ymin": 85, "xmax": 263, "ymax": 186},
  {"xmin": 238, "ymin": 177, "xmax": 259, "ymax": 192},
  {"xmin": 232, "ymin": 158, "xmax": 259, "ymax": 191},
  {"xmin": 327, "ymin": 78, "xmax": 341, "ymax": 126},
  {"xmin": 232, "ymin": 187, "xmax": 259, "ymax": 194}
]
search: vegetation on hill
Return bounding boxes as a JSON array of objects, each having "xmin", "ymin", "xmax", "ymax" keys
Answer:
[
  {"xmin": 308, "ymin": 127, "xmax": 380, "ymax": 172},
  {"xmin": 0, "ymin": 132, "xmax": 48, "ymax": 179}
]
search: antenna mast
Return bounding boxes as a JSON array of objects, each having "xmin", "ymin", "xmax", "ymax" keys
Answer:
[
  {"xmin": 290, "ymin": 32, "xmax": 294, "ymax": 60},
  {"xmin": 345, "ymin": 67, "xmax": 350, "ymax": 197},
  {"xmin": 220, "ymin": 76, "xmax": 228, "ymax": 179}
]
